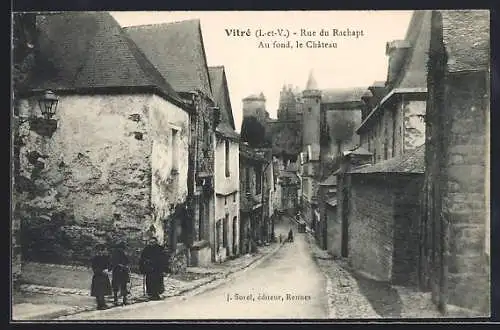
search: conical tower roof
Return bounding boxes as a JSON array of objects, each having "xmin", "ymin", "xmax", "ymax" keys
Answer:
[{"xmin": 305, "ymin": 69, "xmax": 318, "ymax": 90}]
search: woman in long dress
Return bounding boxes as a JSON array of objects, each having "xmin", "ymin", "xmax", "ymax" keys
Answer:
[{"xmin": 90, "ymin": 244, "xmax": 112, "ymax": 310}]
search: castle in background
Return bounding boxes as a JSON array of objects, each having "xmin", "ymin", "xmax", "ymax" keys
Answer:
[{"xmin": 240, "ymin": 70, "xmax": 367, "ymax": 221}]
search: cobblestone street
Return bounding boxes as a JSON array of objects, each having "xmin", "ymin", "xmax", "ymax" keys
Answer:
[{"xmin": 53, "ymin": 218, "xmax": 329, "ymax": 320}]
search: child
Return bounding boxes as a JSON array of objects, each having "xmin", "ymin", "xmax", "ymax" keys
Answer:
[
  {"xmin": 90, "ymin": 243, "xmax": 112, "ymax": 310},
  {"xmin": 110, "ymin": 241, "xmax": 130, "ymax": 306}
]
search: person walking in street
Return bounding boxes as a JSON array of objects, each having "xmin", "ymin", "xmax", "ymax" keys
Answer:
[
  {"xmin": 288, "ymin": 228, "xmax": 294, "ymax": 243},
  {"xmin": 110, "ymin": 241, "xmax": 130, "ymax": 306},
  {"xmin": 90, "ymin": 243, "xmax": 112, "ymax": 310},
  {"xmin": 139, "ymin": 236, "xmax": 167, "ymax": 301}
]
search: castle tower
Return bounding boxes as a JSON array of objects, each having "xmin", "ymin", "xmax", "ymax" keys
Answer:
[
  {"xmin": 302, "ymin": 70, "xmax": 322, "ymax": 161},
  {"xmin": 242, "ymin": 92, "xmax": 268, "ymax": 123}
]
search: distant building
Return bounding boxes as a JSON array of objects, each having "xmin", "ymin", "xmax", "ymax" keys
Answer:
[
  {"xmin": 298, "ymin": 71, "xmax": 367, "ymax": 233},
  {"xmin": 239, "ymin": 144, "xmax": 273, "ymax": 253}
]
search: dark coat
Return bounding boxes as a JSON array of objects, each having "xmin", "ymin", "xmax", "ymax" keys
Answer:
[
  {"xmin": 90, "ymin": 255, "xmax": 112, "ymax": 297},
  {"xmin": 139, "ymin": 243, "xmax": 167, "ymax": 295},
  {"xmin": 110, "ymin": 249, "xmax": 130, "ymax": 292}
]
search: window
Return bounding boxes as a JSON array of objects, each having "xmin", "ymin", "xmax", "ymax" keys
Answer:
[
  {"xmin": 308, "ymin": 107, "xmax": 312, "ymax": 113},
  {"xmin": 225, "ymin": 140, "xmax": 230, "ymax": 177},
  {"xmin": 171, "ymin": 128, "xmax": 178, "ymax": 172},
  {"xmin": 224, "ymin": 196, "xmax": 227, "ymax": 205},
  {"xmin": 255, "ymin": 166, "xmax": 262, "ymax": 195},
  {"xmin": 233, "ymin": 193, "xmax": 236, "ymax": 203}
]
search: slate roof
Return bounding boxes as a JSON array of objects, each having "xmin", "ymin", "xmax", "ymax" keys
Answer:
[
  {"xmin": 357, "ymin": 10, "xmax": 432, "ymax": 133},
  {"xmin": 243, "ymin": 93, "xmax": 266, "ymax": 101},
  {"xmin": 349, "ymin": 144, "xmax": 425, "ymax": 174},
  {"xmin": 440, "ymin": 10, "xmax": 490, "ymax": 73},
  {"xmin": 209, "ymin": 66, "xmax": 237, "ymax": 134},
  {"xmin": 320, "ymin": 174, "xmax": 337, "ymax": 186},
  {"xmin": 321, "ymin": 87, "xmax": 367, "ymax": 104},
  {"xmin": 25, "ymin": 12, "xmax": 185, "ymax": 107},
  {"xmin": 216, "ymin": 121, "xmax": 240, "ymax": 140},
  {"xmin": 239, "ymin": 143, "xmax": 268, "ymax": 162},
  {"xmin": 343, "ymin": 146, "xmax": 373, "ymax": 157},
  {"xmin": 124, "ymin": 19, "xmax": 213, "ymax": 98}
]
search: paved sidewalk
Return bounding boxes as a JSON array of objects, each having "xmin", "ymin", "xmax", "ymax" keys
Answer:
[{"xmin": 12, "ymin": 242, "xmax": 284, "ymax": 321}]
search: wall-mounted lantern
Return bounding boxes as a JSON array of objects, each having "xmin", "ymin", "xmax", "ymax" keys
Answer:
[
  {"xmin": 38, "ymin": 90, "xmax": 59, "ymax": 120},
  {"xmin": 29, "ymin": 90, "xmax": 59, "ymax": 137}
]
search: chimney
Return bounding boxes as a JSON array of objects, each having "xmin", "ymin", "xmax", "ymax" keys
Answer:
[{"xmin": 385, "ymin": 40, "xmax": 411, "ymax": 85}]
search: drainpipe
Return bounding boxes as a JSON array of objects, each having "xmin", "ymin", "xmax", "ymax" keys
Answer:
[{"xmin": 261, "ymin": 159, "xmax": 272, "ymax": 243}]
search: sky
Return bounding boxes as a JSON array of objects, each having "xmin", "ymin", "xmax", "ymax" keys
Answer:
[{"xmin": 111, "ymin": 11, "xmax": 414, "ymax": 132}]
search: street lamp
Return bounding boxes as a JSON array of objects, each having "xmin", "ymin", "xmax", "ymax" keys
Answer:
[{"xmin": 38, "ymin": 90, "xmax": 59, "ymax": 120}]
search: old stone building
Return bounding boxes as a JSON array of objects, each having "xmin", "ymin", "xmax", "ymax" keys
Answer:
[
  {"xmin": 239, "ymin": 144, "xmax": 272, "ymax": 254},
  {"xmin": 317, "ymin": 174, "xmax": 337, "ymax": 251},
  {"xmin": 420, "ymin": 10, "xmax": 490, "ymax": 315},
  {"xmin": 12, "ymin": 12, "xmax": 38, "ymax": 286},
  {"xmin": 209, "ymin": 66, "xmax": 240, "ymax": 262},
  {"xmin": 357, "ymin": 11, "xmax": 431, "ymax": 161},
  {"xmin": 298, "ymin": 71, "xmax": 366, "ymax": 233},
  {"xmin": 332, "ymin": 147, "xmax": 373, "ymax": 257},
  {"xmin": 125, "ymin": 19, "xmax": 219, "ymax": 267},
  {"xmin": 346, "ymin": 145, "xmax": 424, "ymax": 285},
  {"xmin": 14, "ymin": 12, "xmax": 192, "ymax": 270},
  {"xmin": 328, "ymin": 10, "xmax": 432, "ymax": 285}
]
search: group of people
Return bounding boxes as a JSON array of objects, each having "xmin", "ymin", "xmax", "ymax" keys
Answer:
[{"xmin": 90, "ymin": 236, "xmax": 168, "ymax": 310}]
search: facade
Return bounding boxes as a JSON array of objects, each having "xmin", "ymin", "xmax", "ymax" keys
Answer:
[
  {"xmin": 126, "ymin": 19, "xmax": 219, "ymax": 267},
  {"xmin": 209, "ymin": 66, "xmax": 240, "ymax": 263},
  {"xmin": 13, "ymin": 12, "xmax": 192, "ymax": 271},
  {"xmin": 347, "ymin": 146, "xmax": 424, "ymax": 285},
  {"xmin": 334, "ymin": 148, "xmax": 373, "ymax": 257},
  {"xmin": 239, "ymin": 144, "xmax": 274, "ymax": 253},
  {"xmin": 317, "ymin": 174, "xmax": 337, "ymax": 251},
  {"xmin": 357, "ymin": 11, "xmax": 431, "ymax": 162},
  {"xmin": 420, "ymin": 10, "xmax": 490, "ymax": 315},
  {"xmin": 12, "ymin": 12, "xmax": 38, "ymax": 285},
  {"xmin": 329, "ymin": 10, "xmax": 431, "ymax": 284}
]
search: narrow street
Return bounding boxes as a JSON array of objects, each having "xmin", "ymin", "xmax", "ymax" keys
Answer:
[{"xmin": 61, "ymin": 218, "xmax": 329, "ymax": 320}]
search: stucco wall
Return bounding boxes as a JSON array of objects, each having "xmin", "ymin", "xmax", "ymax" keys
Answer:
[
  {"xmin": 16, "ymin": 93, "xmax": 189, "ymax": 269},
  {"xmin": 361, "ymin": 97, "xmax": 424, "ymax": 163},
  {"xmin": 214, "ymin": 136, "xmax": 240, "ymax": 261},
  {"xmin": 215, "ymin": 137, "xmax": 239, "ymax": 195},
  {"xmin": 149, "ymin": 94, "xmax": 190, "ymax": 244},
  {"xmin": 403, "ymin": 99, "xmax": 426, "ymax": 151}
]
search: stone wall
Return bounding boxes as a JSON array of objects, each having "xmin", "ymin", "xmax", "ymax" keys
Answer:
[
  {"xmin": 348, "ymin": 175, "xmax": 394, "ymax": 282},
  {"xmin": 16, "ymin": 93, "xmax": 189, "ymax": 271},
  {"xmin": 391, "ymin": 175, "xmax": 423, "ymax": 286},
  {"xmin": 422, "ymin": 10, "xmax": 489, "ymax": 314},
  {"xmin": 442, "ymin": 71, "xmax": 489, "ymax": 313}
]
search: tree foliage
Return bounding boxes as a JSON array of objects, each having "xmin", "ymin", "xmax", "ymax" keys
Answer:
[{"xmin": 240, "ymin": 116, "xmax": 269, "ymax": 148}]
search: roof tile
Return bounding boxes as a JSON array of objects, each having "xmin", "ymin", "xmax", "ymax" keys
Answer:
[{"xmin": 124, "ymin": 19, "xmax": 212, "ymax": 97}]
